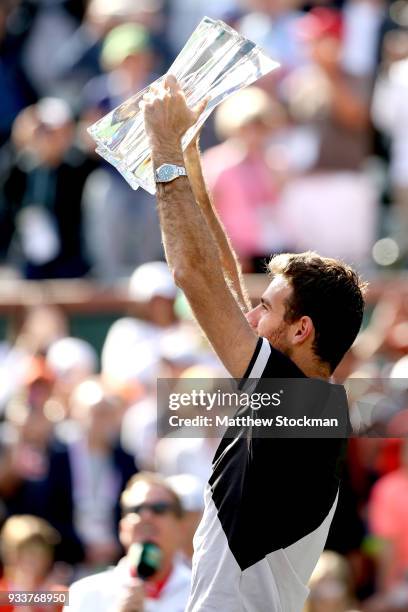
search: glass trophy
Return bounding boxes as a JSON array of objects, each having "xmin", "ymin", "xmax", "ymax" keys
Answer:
[{"xmin": 88, "ymin": 17, "xmax": 279, "ymax": 194}]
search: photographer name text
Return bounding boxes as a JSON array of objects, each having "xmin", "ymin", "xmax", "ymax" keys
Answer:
[{"xmin": 168, "ymin": 415, "xmax": 339, "ymax": 428}]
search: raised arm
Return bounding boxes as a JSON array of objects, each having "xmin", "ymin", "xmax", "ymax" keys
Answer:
[
  {"xmin": 142, "ymin": 76, "xmax": 257, "ymax": 377},
  {"xmin": 183, "ymin": 137, "xmax": 252, "ymax": 313}
]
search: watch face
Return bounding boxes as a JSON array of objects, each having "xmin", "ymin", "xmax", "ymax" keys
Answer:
[
  {"xmin": 161, "ymin": 166, "xmax": 174, "ymax": 181},
  {"xmin": 160, "ymin": 165, "xmax": 174, "ymax": 181}
]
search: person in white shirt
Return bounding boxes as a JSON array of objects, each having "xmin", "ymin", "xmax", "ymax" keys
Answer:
[{"xmin": 65, "ymin": 472, "xmax": 191, "ymax": 612}]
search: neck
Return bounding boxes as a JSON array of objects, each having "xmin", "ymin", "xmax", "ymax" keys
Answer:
[{"xmin": 291, "ymin": 353, "xmax": 331, "ymax": 380}]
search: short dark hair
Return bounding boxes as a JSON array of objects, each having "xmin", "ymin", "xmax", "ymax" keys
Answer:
[{"xmin": 268, "ymin": 251, "xmax": 367, "ymax": 372}]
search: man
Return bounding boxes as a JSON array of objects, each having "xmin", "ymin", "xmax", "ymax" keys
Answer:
[
  {"xmin": 101, "ymin": 260, "xmax": 179, "ymax": 393},
  {"xmin": 1, "ymin": 98, "xmax": 95, "ymax": 279},
  {"xmin": 81, "ymin": 23, "xmax": 163, "ymax": 281},
  {"xmin": 280, "ymin": 7, "xmax": 375, "ymax": 265},
  {"xmin": 64, "ymin": 378, "xmax": 136, "ymax": 569},
  {"xmin": 66, "ymin": 472, "xmax": 191, "ymax": 611},
  {"xmin": 142, "ymin": 75, "xmax": 366, "ymax": 611}
]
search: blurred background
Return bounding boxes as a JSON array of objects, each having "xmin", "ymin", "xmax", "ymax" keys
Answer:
[{"xmin": 0, "ymin": 0, "xmax": 408, "ymax": 610}]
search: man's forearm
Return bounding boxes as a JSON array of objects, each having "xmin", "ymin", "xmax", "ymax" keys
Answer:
[
  {"xmin": 151, "ymin": 139, "xmax": 228, "ymax": 289},
  {"xmin": 183, "ymin": 140, "xmax": 251, "ymax": 312}
]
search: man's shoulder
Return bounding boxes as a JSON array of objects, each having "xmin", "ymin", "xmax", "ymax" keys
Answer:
[
  {"xmin": 160, "ymin": 561, "xmax": 192, "ymax": 607},
  {"xmin": 69, "ymin": 567, "xmax": 115, "ymax": 594},
  {"xmin": 66, "ymin": 568, "xmax": 117, "ymax": 611}
]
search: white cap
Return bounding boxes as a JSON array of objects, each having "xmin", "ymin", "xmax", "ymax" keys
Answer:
[
  {"xmin": 166, "ymin": 474, "xmax": 205, "ymax": 512},
  {"xmin": 46, "ymin": 337, "xmax": 98, "ymax": 378},
  {"xmin": 89, "ymin": 0, "xmax": 163, "ymax": 18},
  {"xmin": 36, "ymin": 98, "xmax": 73, "ymax": 129},
  {"xmin": 129, "ymin": 262, "xmax": 177, "ymax": 302}
]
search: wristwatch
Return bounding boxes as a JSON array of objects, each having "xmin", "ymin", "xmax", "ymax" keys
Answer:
[{"xmin": 155, "ymin": 164, "xmax": 187, "ymax": 183}]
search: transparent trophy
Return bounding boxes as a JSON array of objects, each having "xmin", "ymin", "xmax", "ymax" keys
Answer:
[{"xmin": 87, "ymin": 17, "xmax": 279, "ymax": 194}]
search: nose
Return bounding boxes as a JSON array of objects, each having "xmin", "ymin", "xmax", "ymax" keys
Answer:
[
  {"xmin": 137, "ymin": 507, "xmax": 156, "ymax": 521},
  {"xmin": 245, "ymin": 306, "xmax": 260, "ymax": 331}
]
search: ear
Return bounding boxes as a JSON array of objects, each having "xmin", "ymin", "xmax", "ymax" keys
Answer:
[{"xmin": 291, "ymin": 316, "xmax": 314, "ymax": 346}]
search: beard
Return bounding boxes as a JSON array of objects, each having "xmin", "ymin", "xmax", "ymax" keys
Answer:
[{"xmin": 266, "ymin": 321, "xmax": 293, "ymax": 359}]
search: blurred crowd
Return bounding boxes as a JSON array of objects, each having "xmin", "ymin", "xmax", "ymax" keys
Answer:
[
  {"xmin": 0, "ymin": 0, "xmax": 408, "ymax": 610},
  {"xmin": 0, "ymin": 259, "xmax": 406, "ymax": 610},
  {"xmin": 1, "ymin": 0, "xmax": 408, "ymax": 279}
]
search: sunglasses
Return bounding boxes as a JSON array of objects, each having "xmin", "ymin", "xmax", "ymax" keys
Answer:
[{"xmin": 122, "ymin": 501, "xmax": 177, "ymax": 517}]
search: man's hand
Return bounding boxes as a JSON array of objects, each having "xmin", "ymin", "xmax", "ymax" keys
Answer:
[
  {"xmin": 141, "ymin": 75, "xmax": 207, "ymax": 151},
  {"xmin": 117, "ymin": 579, "xmax": 145, "ymax": 612}
]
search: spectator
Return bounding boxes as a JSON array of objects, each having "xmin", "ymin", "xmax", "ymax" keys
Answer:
[
  {"xmin": 0, "ymin": 0, "xmax": 38, "ymax": 146},
  {"xmin": 83, "ymin": 22, "xmax": 156, "ymax": 115},
  {"xmin": 1, "ymin": 98, "xmax": 96, "ymax": 279},
  {"xmin": 66, "ymin": 472, "xmax": 191, "ymax": 611},
  {"xmin": 0, "ymin": 515, "xmax": 66, "ymax": 612},
  {"xmin": 368, "ymin": 439, "xmax": 408, "ymax": 591},
  {"xmin": 46, "ymin": 337, "xmax": 98, "ymax": 418},
  {"xmin": 203, "ymin": 87, "xmax": 291, "ymax": 271},
  {"xmin": 238, "ymin": 0, "xmax": 307, "ymax": 73},
  {"xmin": 20, "ymin": 0, "xmax": 80, "ymax": 98},
  {"xmin": 0, "ymin": 305, "xmax": 68, "ymax": 417},
  {"xmin": 281, "ymin": 7, "xmax": 377, "ymax": 266},
  {"xmin": 81, "ymin": 23, "xmax": 163, "ymax": 281},
  {"xmin": 0, "ymin": 365, "xmax": 82, "ymax": 565},
  {"xmin": 304, "ymin": 550, "xmax": 360, "ymax": 612},
  {"xmin": 120, "ymin": 325, "xmax": 207, "ymax": 470},
  {"xmin": 54, "ymin": 0, "xmax": 167, "ymax": 105},
  {"xmin": 15, "ymin": 305, "xmax": 68, "ymax": 357},
  {"xmin": 64, "ymin": 379, "xmax": 137, "ymax": 572},
  {"xmin": 101, "ymin": 261, "xmax": 178, "ymax": 393}
]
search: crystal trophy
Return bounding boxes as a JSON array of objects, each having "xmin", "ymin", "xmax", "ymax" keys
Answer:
[{"xmin": 88, "ymin": 17, "xmax": 279, "ymax": 194}]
